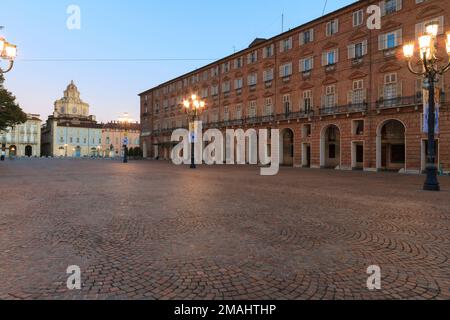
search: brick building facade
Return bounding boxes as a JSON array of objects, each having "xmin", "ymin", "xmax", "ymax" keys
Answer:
[{"xmin": 139, "ymin": 0, "xmax": 450, "ymax": 173}]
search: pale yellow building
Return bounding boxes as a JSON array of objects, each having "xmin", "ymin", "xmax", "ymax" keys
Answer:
[{"xmin": 0, "ymin": 114, "xmax": 42, "ymax": 157}]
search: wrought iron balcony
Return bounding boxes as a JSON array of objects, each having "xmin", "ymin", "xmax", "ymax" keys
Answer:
[
  {"xmin": 277, "ymin": 110, "xmax": 314, "ymax": 121},
  {"xmin": 375, "ymin": 94, "xmax": 447, "ymax": 109},
  {"xmin": 319, "ymin": 103, "xmax": 368, "ymax": 115},
  {"xmin": 242, "ymin": 115, "xmax": 274, "ymax": 125}
]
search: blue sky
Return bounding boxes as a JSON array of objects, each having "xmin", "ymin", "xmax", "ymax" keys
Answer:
[{"xmin": 1, "ymin": 0, "xmax": 354, "ymax": 123}]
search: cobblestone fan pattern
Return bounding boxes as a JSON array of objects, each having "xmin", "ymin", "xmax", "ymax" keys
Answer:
[{"xmin": 0, "ymin": 159, "xmax": 449, "ymax": 300}]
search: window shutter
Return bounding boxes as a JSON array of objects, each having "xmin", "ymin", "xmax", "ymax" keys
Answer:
[
  {"xmin": 322, "ymin": 52, "xmax": 327, "ymax": 66},
  {"xmin": 326, "ymin": 22, "xmax": 330, "ymax": 36},
  {"xmin": 263, "ymin": 48, "xmax": 267, "ymax": 59},
  {"xmin": 348, "ymin": 44, "xmax": 356, "ymax": 59},
  {"xmin": 415, "ymin": 22, "xmax": 424, "ymax": 37},
  {"xmin": 380, "ymin": 1, "xmax": 386, "ymax": 16},
  {"xmin": 311, "ymin": 57, "xmax": 314, "ymax": 69},
  {"xmin": 299, "ymin": 59, "xmax": 304, "ymax": 72},
  {"xmin": 299, "ymin": 33, "xmax": 305, "ymax": 46},
  {"xmin": 279, "ymin": 41, "xmax": 284, "ymax": 53},
  {"xmin": 395, "ymin": 29, "xmax": 403, "ymax": 46},
  {"xmin": 279, "ymin": 66, "xmax": 284, "ymax": 77},
  {"xmin": 378, "ymin": 34, "xmax": 386, "ymax": 50},
  {"xmin": 396, "ymin": 0, "xmax": 402, "ymax": 11},
  {"xmin": 335, "ymin": 49, "xmax": 339, "ymax": 63},
  {"xmin": 438, "ymin": 16, "xmax": 445, "ymax": 35},
  {"xmin": 362, "ymin": 40, "xmax": 368, "ymax": 55},
  {"xmin": 335, "ymin": 19, "xmax": 339, "ymax": 33}
]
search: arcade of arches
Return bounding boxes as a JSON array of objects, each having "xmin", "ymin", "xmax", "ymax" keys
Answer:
[{"xmin": 142, "ymin": 116, "xmax": 446, "ymax": 173}]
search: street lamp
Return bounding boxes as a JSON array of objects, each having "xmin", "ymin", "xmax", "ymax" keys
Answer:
[
  {"xmin": 0, "ymin": 36, "xmax": 17, "ymax": 74},
  {"xmin": 403, "ymin": 23, "xmax": 450, "ymax": 191},
  {"xmin": 183, "ymin": 94, "xmax": 206, "ymax": 169}
]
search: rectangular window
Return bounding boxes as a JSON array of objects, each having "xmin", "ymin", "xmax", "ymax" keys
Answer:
[
  {"xmin": 383, "ymin": 0, "xmax": 402, "ymax": 16},
  {"xmin": 222, "ymin": 81, "xmax": 231, "ymax": 93},
  {"xmin": 264, "ymin": 97, "xmax": 273, "ymax": 115},
  {"xmin": 236, "ymin": 104, "xmax": 242, "ymax": 119},
  {"xmin": 324, "ymin": 85, "xmax": 336, "ymax": 108},
  {"xmin": 248, "ymin": 73, "xmax": 258, "ymax": 86},
  {"xmin": 263, "ymin": 44, "xmax": 274, "ymax": 58},
  {"xmin": 326, "ymin": 19, "xmax": 339, "ymax": 36},
  {"xmin": 322, "ymin": 49, "xmax": 339, "ymax": 66},
  {"xmin": 263, "ymin": 69, "xmax": 274, "ymax": 82},
  {"xmin": 222, "ymin": 62, "xmax": 230, "ymax": 74},
  {"xmin": 300, "ymin": 29, "xmax": 314, "ymax": 45},
  {"xmin": 300, "ymin": 57, "xmax": 313, "ymax": 72},
  {"xmin": 234, "ymin": 57, "xmax": 244, "ymax": 69},
  {"xmin": 415, "ymin": 16, "xmax": 444, "ymax": 37},
  {"xmin": 279, "ymin": 63, "xmax": 293, "ymax": 78},
  {"xmin": 280, "ymin": 37, "xmax": 293, "ymax": 52},
  {"xmin": 379, "ymin": 29, "xmax": 402, "ymax": 50},
  {"xmin": 353, "ymin": 10, "xmax": 364, "ymax": 27},
  {"xmin": 247, "ymin": 51, "xmax": 258, "ymax": 64},
  {"xmin": 303, "ymin": 90, "xmax": 313, "ymax": 113},
  {"xmin": 248, "ymin": 101, "xmax": 257, "ymax": 118},
  {"xmin": 211, "ymin": 85, "xmax": 219, "ymax": 96},
  {"xmin": 350, "ymin": 80, "xmax": 365, "ymax": 104},
  {"xmin": 224, "ymin": 106, "xmax": 229, "ymax": 121},
  {"xmin": 234, "ymin": 78, "xmax": 243, "ymax": 90},
  {"xmin": 201, "ymin": 87, "xmax": 208, "ymax": 99},
  {"xmin": 348, "ymin": 40, "xmax": 368, "ymax": 59},
  {"xmin": 211, "ymin": 66, "xmax": 219, "ymax": 77},
  {"xmin": 383, "ymin": 73, "xmax": 400, "ymax": 101},
  {"xmin": 283, "ymin": 94, "xmax": 291, "ymax": 113}
]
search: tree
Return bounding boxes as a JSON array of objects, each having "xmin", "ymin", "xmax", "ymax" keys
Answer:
[{"xmin": 0, "ymin": 74, "xmax": 27, "ymax": 132}]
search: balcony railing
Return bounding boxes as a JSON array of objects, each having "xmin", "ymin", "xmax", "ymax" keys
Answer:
[
  {"xmin": 277, "ymin": 110, "xmax": 313, "ymax": 121},
  {"xmin": 319, "ymin": 102, "xmax": 368, "ymax": 115},
  {"xmin": 377, "ymin": 92, "xmax": 447, "ymax": 109},
  {"xmin": 148, "ymin": 92, "xmax": 448, "ymax": 137}
]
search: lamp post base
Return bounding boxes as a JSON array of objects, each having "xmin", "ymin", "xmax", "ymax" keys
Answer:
[
  {"xmin": 190, "ymin": 164, "xmax": 196, "ymax": 169},
  {"xmin": 423, "ymin": 165, "xmax": 440, "ymax": 191},
  {"xmin": 424, "ymin": 182, "xmax": 440, "ymax": 191}
]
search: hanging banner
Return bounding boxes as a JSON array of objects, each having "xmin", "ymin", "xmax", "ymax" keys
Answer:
[
  {"xmin": 423, "ymin": 87, "xmax": 440, "ymax": 134},
  {"xmin": 189, "ymin": 121, "xmax": 199, "ymax": 143}
]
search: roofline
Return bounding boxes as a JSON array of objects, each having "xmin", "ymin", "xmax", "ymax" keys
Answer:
[{"xmin": 138, "ymin": 0, "xmax": 367, "ymax": 96}]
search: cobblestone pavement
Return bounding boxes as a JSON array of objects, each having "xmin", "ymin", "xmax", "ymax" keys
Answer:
[{"xmin": 0, "ymin": 158, "xmax": 449, "ymax": 300}]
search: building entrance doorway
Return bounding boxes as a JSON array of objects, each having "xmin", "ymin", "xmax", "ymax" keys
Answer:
[{"xmin": 25, "ymin": 145, "xmax": 32, "ymax": 157}]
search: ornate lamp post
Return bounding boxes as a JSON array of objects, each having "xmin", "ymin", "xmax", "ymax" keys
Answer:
[
  {"xmin": 0, "ymin": 36, "xmax": 17, "ymax": 74},
  {"xmin": 183, "ymin": 94, "xmax": 205, "ymax": 169},
  {"xmin": 403, "ymin": 24, "xmax": 450, "ymax": 191}
]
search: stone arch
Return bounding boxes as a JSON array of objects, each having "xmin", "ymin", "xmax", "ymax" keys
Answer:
[
  {"xmin": 320, "ymin": 124, "xmax": 341, "ymax": 169},
  {"xmin": 376, "ymin": 119, "xmax": 406, "ymax": 171},
  {"xmin": 279, "ymin": 127, "xmax": 295, "ymax": 166}
]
